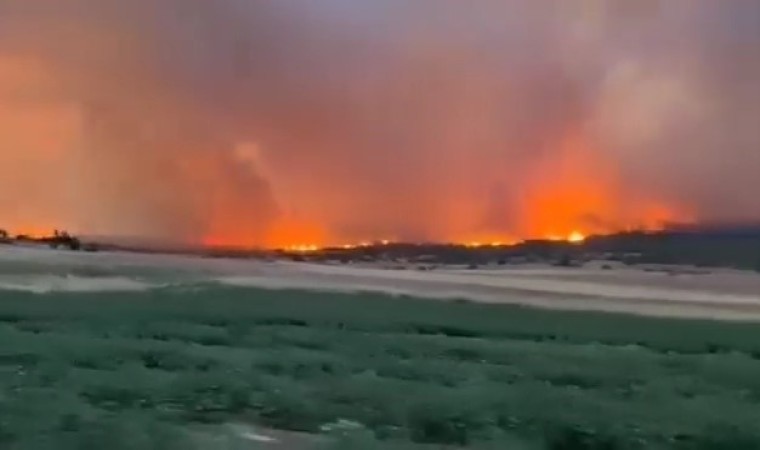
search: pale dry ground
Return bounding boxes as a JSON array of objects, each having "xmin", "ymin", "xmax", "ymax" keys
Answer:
[
  {"xmin": 2, "ymin": 244, "xmax": 760, "ymax": 320},
  {"xmin": 189, "ymin": 423, "xmax": 327, "ymax": 449}
]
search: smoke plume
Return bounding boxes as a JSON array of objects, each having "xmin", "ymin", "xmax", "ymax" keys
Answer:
[{"xmin": 0, "ymin": 0, "xmax": 758, "ymax": 247}]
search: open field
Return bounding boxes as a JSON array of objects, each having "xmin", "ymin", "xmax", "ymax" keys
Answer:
[
  {"xmin": 3, "ymin": 282, "xmax": 760, "ymax": 448},
  {"xmin": 2, "ymin": 245, "xmax": 760, "ymax": 320},
  {"xmin": 3, "ymin": 247, "xmax": 760, "ymax": 448}
]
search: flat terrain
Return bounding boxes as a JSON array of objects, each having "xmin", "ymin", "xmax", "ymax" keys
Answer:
[
  {"xmin": 2, "ymin": 245, "xmax": 760, "ymax": 320},
  {"xmin": 3, "ymin": 246, "xmax": 760, "ymax": 448},
  {"xmin": 3, "ymin": 286, "xmax": 760, "ymax": 449}
]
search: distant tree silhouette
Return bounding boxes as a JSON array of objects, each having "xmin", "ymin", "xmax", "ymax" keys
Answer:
[
  {"xmin": 43, "ymin": 230, "xmax": 82, "ymax": 251},
  {"xmin": 0, "ymin": 229, "xmax": 8, "ymax": 239},
  {"xmin": 67, "ymin": 237, "xmax": 82, "ymax": 251}
]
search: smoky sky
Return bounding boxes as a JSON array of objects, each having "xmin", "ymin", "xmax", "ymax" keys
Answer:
[{"xmin": 0, "ymin": 0, "xmax": 758, "ymax": 245}]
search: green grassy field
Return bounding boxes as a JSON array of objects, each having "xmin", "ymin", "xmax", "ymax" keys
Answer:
[{"xmin": 2, "ymin": 286, "xmax": 760, "ymax": 449}]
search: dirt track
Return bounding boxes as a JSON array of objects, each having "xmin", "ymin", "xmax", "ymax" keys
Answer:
[{"xmin": 2, "ymin": 245, "xmax": 760, "ymax": 321}]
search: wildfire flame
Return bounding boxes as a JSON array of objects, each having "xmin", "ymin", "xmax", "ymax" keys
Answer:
[
  {"xmin": 250, "ymin": 132, "xmax": 690, "ymax": 251},
  {"xmin": 568, "ymin": 231, "xmax": 586, "ymax": 243},
  {"xmin": 0, "ymin": 55, "xmax": 693, "ymax": 251},
  {"xmin": 280, "ymin": 231, "xmax": 586, "ymax": 253},
  {"xmin": 2, "ymin": 109, "xmax": 691, "ymax": 250}
]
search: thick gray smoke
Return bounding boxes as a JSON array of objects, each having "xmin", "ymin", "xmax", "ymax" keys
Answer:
[{"xmin": 0, "ymin": 0, "xmax": 757, "ymax": 246}]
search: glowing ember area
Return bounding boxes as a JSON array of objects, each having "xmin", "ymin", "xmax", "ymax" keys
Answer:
[
  {"xmin": 275, "ymin": 230, "xmax": 580, "ymax": 252},
  {"xmin": 279, "ymin": 231, "xmax": 585, "ymax": 252},
  {"xmin": 568, "ymin": 231, "xmax": 586, "ymax": 243},
  {"xmin": 464, "ymin": 238, "xmax": 520, "ymax": 249},
  {"xmin": 203, "ymin": 217, "xmax": 329, "ymax": 250},
  {"xmin": 284, "ymin": 244, "xmax": 319, "ymax": 253}
]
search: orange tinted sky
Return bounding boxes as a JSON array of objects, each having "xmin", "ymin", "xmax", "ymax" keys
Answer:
[{"xmin": 1, "ymin": 1, "xmax": 757, "ymax": 248}]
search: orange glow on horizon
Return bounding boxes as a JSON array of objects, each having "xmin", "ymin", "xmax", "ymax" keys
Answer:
[
  {"xmin": 2, "ymin": 225, "xmax": 57, "ymax": 239},
  {"xmin": 515, "ymin": 131, "xmax": 693, "ymax": 242},
  {"xmin": 568, "ymin": 231, "xmax": 586, "ymax": 243},
  {"xmin": 5, "ymin": 132, "xmax": 690, "ymax": 251}
]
